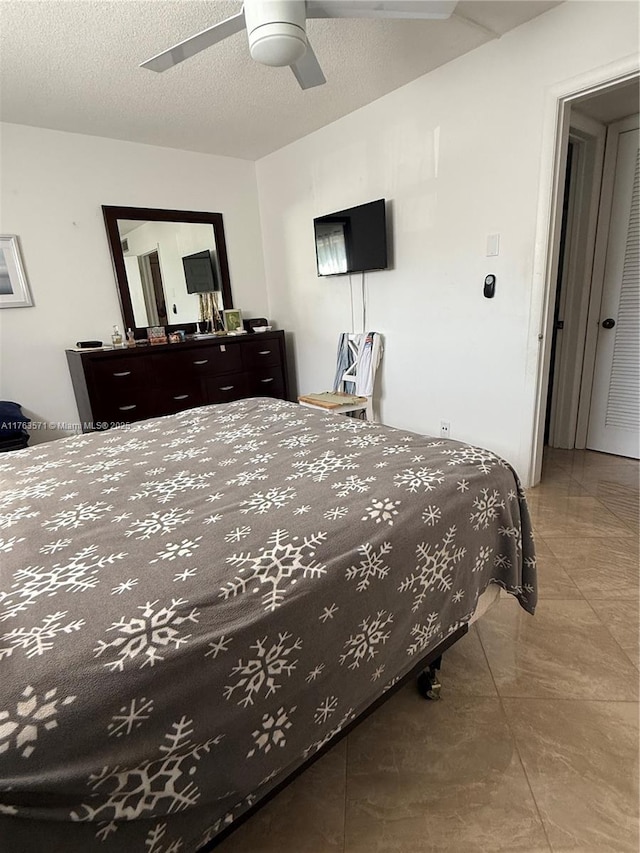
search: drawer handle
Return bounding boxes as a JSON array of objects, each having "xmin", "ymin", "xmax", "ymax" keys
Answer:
[
  {"xmin": 173, "ymin": 394, "xmax": 189, "ymax": 400},
  {"xmin": 193, "ymin": 359, "xmax": 208, "ymax": 365},
  {"xmin": 113, "ymin": 371, "xmax": 132, "ymax": 377},
  {"xmin": 258, "ymin": 350, "xmax": 271, "ymax": 356},
  {"xmin": 220, "ymin": 385, "xmax": 234, "ymax": 391},
  {"xmin": 260, "ymin": 378, "xmax": 274, "ymax": 384},
  {"xmin": 118, "ymin": 404, "xmax": 137, "ymax": 411}
]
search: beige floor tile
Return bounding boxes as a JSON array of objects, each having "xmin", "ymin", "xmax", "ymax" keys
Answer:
[
  {"xmin": 532, "ymin": 538, "xmax": 583, "ymax": 600},
  {"xmin": 544, "ymin": 536, "xmax": 639, "ymax": 599},
  {"xmin": 502, "ymin": 698, "xmax": 639, "ymax": 853},
  {"xmin": 344, "ymin": 691, "xmax": 550, "ymax": 852},
  {"xmin": 569, "ymin": 460, "xmax": 640, "ymax": 493},
  {"xmin": 589, "ymin": 597, "xmax": 640, "ymax": 670},
  {"xmin": 217, "ymin": 740, "xmax": 346, "ymax": 852},
  {"xmin": 439, "ymin": 623, "xmax": 498, "ymax": 696},
  {"xmin": 476, "ymin": 598, "xmax": 639, "ymax": 700},
  {"xmin": 526, "ymin": 494, "xmax": 635, "ymax": 539}
]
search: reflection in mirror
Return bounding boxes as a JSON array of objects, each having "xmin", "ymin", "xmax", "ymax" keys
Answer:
[{"xmin": 103, "ymin": 207, "xmax": 233, "ymax": 336}]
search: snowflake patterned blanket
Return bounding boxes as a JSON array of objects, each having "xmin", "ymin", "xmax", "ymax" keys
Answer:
[{"xmin": 0, "ymin": 397, "xmax": 536, "ymax": 852}]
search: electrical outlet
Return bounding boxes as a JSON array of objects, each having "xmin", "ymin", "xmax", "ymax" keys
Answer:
[{"xmin": 440, "ymin": 421, "xmax": 450, "ymax": 439}]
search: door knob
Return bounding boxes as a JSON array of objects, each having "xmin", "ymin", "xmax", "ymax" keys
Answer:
[{"xmin": 601, "ymin": 318, "xmax": 616, "ymax": 329}]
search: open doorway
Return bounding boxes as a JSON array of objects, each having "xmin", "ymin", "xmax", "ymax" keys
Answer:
[{"xmin": 535, "ymin": 75, "xmax": 639, "ymax": 481}]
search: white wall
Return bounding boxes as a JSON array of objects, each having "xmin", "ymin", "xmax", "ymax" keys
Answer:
[
  {"xmin": 256, "ymin": 1, "xmax": 639, "ymax": 483},
  {"xmin": 0, "ymin": 124, "xmax": 267, "ymax": 442}
]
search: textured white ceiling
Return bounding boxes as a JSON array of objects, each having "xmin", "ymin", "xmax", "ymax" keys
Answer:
[{"xmin": 0, "ymin": 1, "xmax": 561, "ymax": 160}]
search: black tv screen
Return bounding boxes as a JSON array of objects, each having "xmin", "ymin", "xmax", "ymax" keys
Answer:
[
  {"xmin": 182, "ymin": 250, "xmax": 219, "ymax": 293},
  {"xmin": 314, "ymin": 198, "xmax": 388, "ymax": 276}
]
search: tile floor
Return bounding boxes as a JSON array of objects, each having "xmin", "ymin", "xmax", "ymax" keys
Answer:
[{"xmin": 218, "ymin": 449, "xmax": 639, "ymax": 853}]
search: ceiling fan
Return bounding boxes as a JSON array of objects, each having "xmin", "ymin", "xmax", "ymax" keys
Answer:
[{"xmin": 141, "ymin": 0, "xmax": 458, "ymax": 90}]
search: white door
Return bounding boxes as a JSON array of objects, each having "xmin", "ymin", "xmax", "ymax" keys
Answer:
[{"xmin": 587, "ymin": 117, "xmax": 640, "ymax": 458}]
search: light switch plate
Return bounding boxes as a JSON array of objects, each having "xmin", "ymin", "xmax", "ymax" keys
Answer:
[{"xmin": 486, "ymin": 233, "xmax": 500, "ymax": 257}]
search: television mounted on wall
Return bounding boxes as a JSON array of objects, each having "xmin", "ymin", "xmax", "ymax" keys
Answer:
[{"xmin": 314, "ymin": 198, "xmax": 388, "ymax": 276}]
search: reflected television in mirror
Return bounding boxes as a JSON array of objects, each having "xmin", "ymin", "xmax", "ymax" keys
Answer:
[{"xmin": 102, "ymin": 206, "xmax": 233, "ymax": 336}]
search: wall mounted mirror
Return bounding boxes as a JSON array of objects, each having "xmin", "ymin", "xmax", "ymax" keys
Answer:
[{"xmin": 102, "ymin": 206, "xmax": 233, "ymax": 335}]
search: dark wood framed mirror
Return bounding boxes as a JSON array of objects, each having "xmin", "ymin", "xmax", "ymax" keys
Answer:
[{"xmin": 102, "ymin": 205, "xmax": 233, "ymax": 336}]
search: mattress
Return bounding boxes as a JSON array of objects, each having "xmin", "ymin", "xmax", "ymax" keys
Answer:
[{"xmin": 0, "ymin": 398, "xmax": 536, "ymax": 851}]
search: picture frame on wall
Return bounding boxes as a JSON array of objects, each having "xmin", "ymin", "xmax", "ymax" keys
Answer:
[
  {"xmin": 223, "ymin": 309, "xmax": 243, "ymax": 332},
  {"xmin": 0, "ymin": 235, "xmax": 34, "ymax": 308}
]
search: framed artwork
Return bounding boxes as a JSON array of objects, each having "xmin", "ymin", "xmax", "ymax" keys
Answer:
[
  {"xmin": 223, "ymin": 309, "xmax": 243, "ymax": 332},
  {"xmin": 0, "ymin": 235, "xmax": 33, "ymax": 308}
]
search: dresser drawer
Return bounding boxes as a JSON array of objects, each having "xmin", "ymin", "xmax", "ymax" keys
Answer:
[
  {"xmin": 91, "ymin": 355, "xmax": 150, "ymax": 392},
  {"xmin": 242, "ymin": 339, "xmax": 282, "ymax": 369},
  {"xmin": 157, "ymin": 344, "xmax": 243, "ymax": 379},
  {"xmin": 92, "ymin": 396, "xmax": 154, "ymax": 426},
  {"xmin": 249, "ymin": 366, "xmax": 286, "ymax": 399},
  {"xmin": 206, "ymin": 372, "xmax": 250, "ymax": 404},
  {"xmin": 154, "ymin": 384, "xmax": 206, "ymax": 416}
]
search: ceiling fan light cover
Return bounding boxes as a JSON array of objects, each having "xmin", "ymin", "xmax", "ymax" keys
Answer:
[{"xmin": 249, "ymin": 22, "xmax": 307, "ymax": 66}]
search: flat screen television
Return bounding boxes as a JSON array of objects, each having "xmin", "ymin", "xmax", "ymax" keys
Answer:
[
  {"xmin": 182, "ymin": 250, "xmax": 219, "ymax": 294},
  {"xmin": 314, "ymin": 198, "xmax": 388, "ymax": 276}
]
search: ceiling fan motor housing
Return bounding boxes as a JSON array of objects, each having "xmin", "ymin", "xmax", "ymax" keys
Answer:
[{"xmin": 245, "ymin": 0, "xmax": 307, "ymax": 67}]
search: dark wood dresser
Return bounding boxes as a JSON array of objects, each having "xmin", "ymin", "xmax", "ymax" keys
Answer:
[{"xmin": 66, "ymin": 330, "xmax": 289, "ymax": 431}]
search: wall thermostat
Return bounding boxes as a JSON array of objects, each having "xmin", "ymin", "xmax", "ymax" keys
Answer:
[{"xmin": 483, "ymin": 274, "xmax": 496, "ymax": 298}]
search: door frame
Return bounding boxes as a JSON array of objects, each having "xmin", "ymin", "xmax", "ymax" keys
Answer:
[
  {"xmin": 527, "ymin": 57, "xmax": 640, "ymax": 487},
  {"xmin": 547, "ymin": 112, "xmax": 606, "ymax": 449}
]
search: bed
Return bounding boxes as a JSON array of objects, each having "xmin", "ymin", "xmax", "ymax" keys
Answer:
[{"xmin": 0, "ymin": 397, "xmax": 536, "ymax": 852}]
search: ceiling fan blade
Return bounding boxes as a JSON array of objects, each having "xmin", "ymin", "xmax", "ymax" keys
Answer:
[
  {"xmin": 140, "ymin": 11, "xmax": 246, "ymax": 72},
  {"xmin": 290, "ymin": 40, "xmax": 326, "ymax": 89},
  {"xmin": 306, "ymin": 0, "xmax": 457, "ymax": 19}
]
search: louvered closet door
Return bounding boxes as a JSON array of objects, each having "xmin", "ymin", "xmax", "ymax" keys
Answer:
[{"xmin": 587, "ymin": 118, "xmax": 640, "ymax": 459}]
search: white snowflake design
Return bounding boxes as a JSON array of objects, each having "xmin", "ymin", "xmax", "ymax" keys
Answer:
[
  {"xmin": 331, "ymin": 475, "xmax": 376, "ymax": 498},
  {"xmin": 398, "ymin": 526, "xmax": 467, "ymax": 612},
  {"xmin": 0, "ymin": 684, "xmax": 76, "ymax": 758},
  {"xmin": 129, "ymin": 470, "xmax": 215, "ymax": 504},
  {"xmin": 107, "ymin": 697, "xmax": 154, "ymax": 738},
  {"xmin": 111, "ymin": 578, "xmax": 139, "ymax": 595},
  {"xmin": 1, "ymin": 545, "xmax": 127, "ymax": 621},
  {"xmin": 314, "ymin": 696, "xmax": 338, "ymax": 725},
  {"xmin": 71, "ymin": 716, "xmax": 222, "ymax": 836},
  {"xmin": 94, "ymin": 599, "xmax": 199, "ymax": 672},
  {"xmin": 124, "ymin": 508, "xmax": 194, "ymax": 540},
  {"xmin": 289, "ymin": 450, "xmax": 359, "ymax": 483},
  {"xmin": 0, "ymin": 505, "xmax": 39, "ymax": 530},
  {"xmin": 278, "ymin": 433, "xmax": 317, "ymax": 450},
  {"xmin": 339, "ymin": 610, "xmax": 393, "ymax": 669},
  {"xmin": 470, "ymin": 488, "xmax": 505, "ymax": 531},
  {"xmin": 42, "ymin": 501, "xmax": 113, "ymax": 532},
  {"xmin": 473, "ymin": 545, "xmax": 493, "ymax": 573},
  {"xmin": 0, "ymin": 535, "xmax": 24, "ymax": 553},
  {"xmin": 221, "ymin": 528, "xmax": 327, "ymax": 612},
  {"xmin": 394, "ymin": 467, "xmax": 445, "ymax": 494},
  {"xmin": 407, "ymin": 613, "xmax": 442, "ymax": 656},
  {"xmin": 303, "ymin": 708, "xmax": 356, "ymax": 758},
  {"xmin": 324, "ymin": 506, "xmax": 349, "ymax": 520},
  {"xmin": 240, "ymin": 486, "xmax": 296, "ymax": 515},
  {"xmin": 343, "ymin": 433, "xmax": 388, "ymax": 449},
  {"xmin": 224, "ymin": 633, "xmax": 302, "ymax": 707},
  {"xmin": 441, "ymin": 445, "xmax": 505, "ymax": 474},
  {"xmin": 306, "ymin": 663, "xmax": 325, "ymax": 682},
  {"xmin": 226, "ymin": 468, "xmax": 268, "ymax": 488},
  {"xmin": 362, "ymin": 497, "xmax": 400, "ymax": 526},
  {"xmin": 319, "ymin": 603, "xmax": 339, "ymax": 622},
  {"xmin": 452, "ymin": 589, "xmax": 465, "ymax": 603},
  {"xmin": 151, "ymin": 537, "xmax": 202, "ymax": 563},
  {"xmin": 345, "ymin": 542, "xmax": 392, "ymax": 592},
  {"xmin": 144, "ymin": 822, "xmax": 183, "ymax": 853},
  {"xmin": 0, "ymin": 610, "xmax": 84, "ymax": 660},
  {"xmin": 247, "ymin": 705, "xmax": 296, "ymax": 758},
  {"xmin": 422, "ymin": 505, "xmax": 442, "ymax": 526},
  {"xmin": 205, "ymin": 635, "xmax": 232, "ymax": 659},
  {"xmin": 225, "ymin": 526, "xmax": 252, "ymax": 543}
]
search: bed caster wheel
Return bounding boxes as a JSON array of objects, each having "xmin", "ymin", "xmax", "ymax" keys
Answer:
[{"xmin": 417, "ymin": 669, "xmax": 442, "ymax": 700}]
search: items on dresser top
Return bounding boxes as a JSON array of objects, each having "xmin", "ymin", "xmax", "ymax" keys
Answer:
[{"xmin": 66, "ymin": 330, "xmax": 289, "ymax": 431}]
